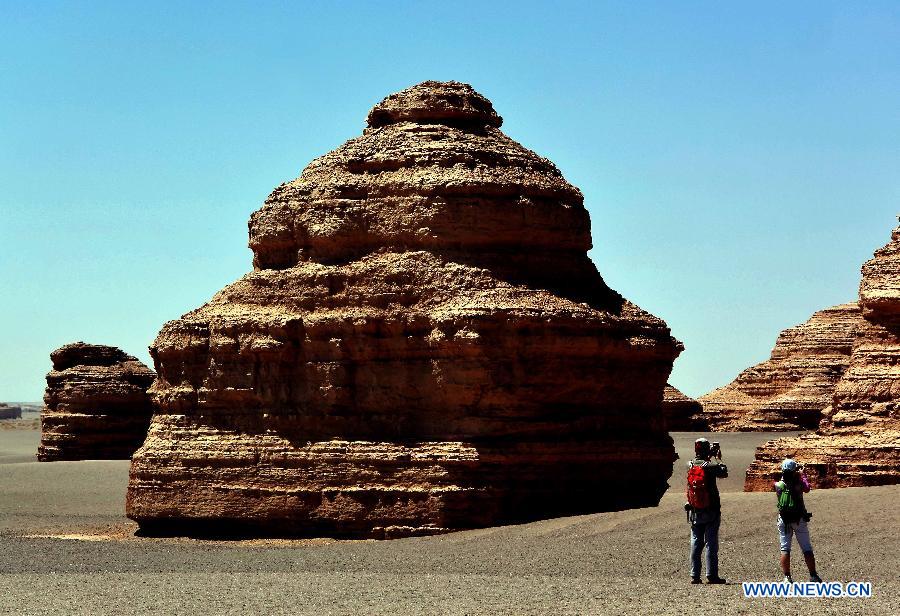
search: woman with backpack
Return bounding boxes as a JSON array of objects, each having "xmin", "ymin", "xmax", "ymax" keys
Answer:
[{"xmin": 775, "ymin": 458, "xmax": 823, "ymax": 583}]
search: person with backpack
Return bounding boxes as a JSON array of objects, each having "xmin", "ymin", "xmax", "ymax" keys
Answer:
[
  {"xmin": 775, "ymin": 458, "xmax": 822, "ymax": 583},
  {"xmin": 685, "ymin": 437, "xmax": 728, "ymax": 584}
]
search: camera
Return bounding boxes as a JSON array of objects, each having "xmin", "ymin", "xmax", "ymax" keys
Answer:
[{"xmin": 710, "ymin": 441, "xmax": 722, "ymax": 459}]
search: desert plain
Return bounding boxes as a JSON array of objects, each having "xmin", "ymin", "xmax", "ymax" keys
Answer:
[{"xmin": 1, "ymin": 423, "xmax": 896, "ymax": 615}]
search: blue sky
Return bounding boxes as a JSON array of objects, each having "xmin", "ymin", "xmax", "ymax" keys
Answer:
[{"xmin": 1, "ymin": 1, "xmax": 898, "ymax": 402}]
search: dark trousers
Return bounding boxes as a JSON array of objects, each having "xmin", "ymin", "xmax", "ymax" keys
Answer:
[{"xmin": 690, "ymin": 509, "xmax": 721, "ymax": 579}]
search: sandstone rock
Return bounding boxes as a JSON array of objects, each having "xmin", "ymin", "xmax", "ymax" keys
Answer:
[
  {"xmin": 746, "ymin": 224, "xmax": 900, "ymax": 490},
  {"xmin": 661, "ymin": 385, "xmax": 705, "ymax": 431},
  {"xmin": 859, "ymin": 225, "xmax": 900, "ymax": 324},
  {"xmin": 698, "ymin": 303, "xmax": 862, "ymax": 431},
  {"xmin": 38, "ymin": 342, "xmax": 156, "ymax": 461},
  {"xmin": 0, "ymin": 403, "xmax": 22, "ymax": 420},
  {"xmin": 126, "ymin": 81, "xmax": 682, "ymax": 538}
]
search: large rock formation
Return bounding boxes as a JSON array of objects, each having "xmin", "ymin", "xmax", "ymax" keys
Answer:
[
  {"xmin": 38, "ymin": 343, "xmax": 156, "ymax": 461},
  {"xmin": 697, "ymin": 303, "xmax": 862, "ymax": 431},
  {"xmin": 0, "ymin": 403, "xmax": 23, "ymax": 420},
  {"xmin": 661, "ymin": 385, "xmax": 705, "ymax": 431},
  {"xmin": 746, "ymin": 224, "xmax": 900, "ymax": 490},
  {"xmin": 126, "ymin": 81, "xmax": 682, "ymax": 539}
]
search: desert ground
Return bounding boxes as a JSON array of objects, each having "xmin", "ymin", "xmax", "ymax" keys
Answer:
[{"xmin": 0, "ymin": 426, "xmax": 896, "ymax": 615}]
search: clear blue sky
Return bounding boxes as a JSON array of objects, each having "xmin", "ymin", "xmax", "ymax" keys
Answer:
[{"xmin": 2, "ymin": 1, "xmax": 898, "ymax": 402}]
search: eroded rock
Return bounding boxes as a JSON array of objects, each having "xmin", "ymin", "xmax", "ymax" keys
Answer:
[
  {"xmin": 38, "ymin": 342, "xmax": 156, "ymax": 461},
  {"xmin": 746, "ymin": 224, "xmax": 900, "ymax": 490},
  {"xmin": 0, "ymin": 403, "xmax": 22, "ymax": 420},
  {"xmin": 662, "ymin": 385, "xmax": 705, "ymax": 431},
  {"xmin": 126, "ymin": 81, "xmax": 682, "ymax": 538},
  {"xmin": 698, "ymin": 303, "xmax": 862, "ymax": 431}
]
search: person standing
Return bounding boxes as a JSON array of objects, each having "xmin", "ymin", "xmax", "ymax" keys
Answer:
[
  {"xmin": 775, "ymin": 459, "xmax": 822, "ymax": 583},
  {"xmin": 686, "ymin": 437, "xmax": 728, "ymax": 584}
]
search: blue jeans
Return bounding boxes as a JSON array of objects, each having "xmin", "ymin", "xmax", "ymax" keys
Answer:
[{"xmin": 690, "ymin": 509, "xmax": 720, "ymax": 579}]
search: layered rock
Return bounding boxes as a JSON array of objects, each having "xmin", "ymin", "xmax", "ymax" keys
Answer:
[
  {"xmin": 698, "ymin": 303, "xmax": 862, "ymax": 431},
  {"xmin": 746, "ymin": 224, "xmax": 900, "ymax": 490},
  {"xmin": 126, "ymin": 81, "xmax": 682, "ymax": 539},
  {"xmin": 38, "ymin": 343, "xmax": 156, "ymax": 461},
  {"xmin": 0, "ymin": 404, "xmax": 22, "ymax": 420},
  {"xmin": 661, "ymin": 385, "xmax": 705, "ymax": 431}
]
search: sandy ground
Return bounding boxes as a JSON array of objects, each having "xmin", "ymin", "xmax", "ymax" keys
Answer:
[{"xmin": 0, "ymin": 429, "xmax": 896, "ymax": 615}]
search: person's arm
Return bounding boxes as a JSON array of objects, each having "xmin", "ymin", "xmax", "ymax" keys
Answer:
[
  {"xmin": 716, "ymin": 462, "xmax": 728, "ymax": 478},
  {"xmin": 799, "ymin": 473, "xmax": 810, "ymax": 493}
]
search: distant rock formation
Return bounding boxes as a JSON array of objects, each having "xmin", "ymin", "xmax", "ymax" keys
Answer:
[
  {"xmin": 126, "ymin": 81, "xmax": 683, "ymax": 538},
  {"xmin": 698, "ymin": 303, "xmax": 862, "ymax": 431},
  {"xmin": 0, "ymin": 403, "xmax": 22, "ymax": 420},
  {"xmin": 38, "ymin": 343, "xmax": 156, "ymax": 461},
  {"xmin": 746, "ymin": 224, "xmax": 900, "ymax": 490},
  {"xmin": 662, "ymin": 385, "xmax": 705, "ymax": 431}
]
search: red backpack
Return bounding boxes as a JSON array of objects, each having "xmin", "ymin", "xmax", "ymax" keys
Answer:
[{"xmin": 686, "ymin": 462, "xmax": 710, "ymax": 510}]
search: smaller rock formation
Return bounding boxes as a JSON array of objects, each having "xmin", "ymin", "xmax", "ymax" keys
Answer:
[
  {"xmin": 39, "ymin": 343, "xmax": 156, "ymax": 461},
  {"xmin": 746, "ymin": 224, "xmax": 900, "ymax": 490},
  {"xmin": 0, "ymin": 404, "xmax": 22, "ymax": 420},
  {"xmin": 662, "ymin": 385, "xmax": 705, "ymax": 431},
  {"xmin": 698, "ymin": 303, "xmax": 862, "ymax": 431}
]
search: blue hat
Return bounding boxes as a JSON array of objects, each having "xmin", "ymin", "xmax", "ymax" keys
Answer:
[{"xmin": 781, "ymin": 459, "xmax": 799, "ymax": 472}]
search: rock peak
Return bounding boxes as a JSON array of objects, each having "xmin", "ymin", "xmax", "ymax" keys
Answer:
[
  {"xmin": 366, "ymin": 81, "xmax": 503, "ymax": 129},
  {"xmin": 50, "ymin": 342, "xmax": 137, "ymax": 371},
  {"xmin": 859, "ymin": 222, "xmax": 900, "ymax": 325}
]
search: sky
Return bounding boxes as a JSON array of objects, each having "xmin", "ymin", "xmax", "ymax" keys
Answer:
[{"xmin": 1, "ymin": 1, "xmax": 898, "ymax": 402}]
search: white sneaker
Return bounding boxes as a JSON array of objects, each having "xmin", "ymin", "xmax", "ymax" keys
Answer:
[{"xmin": 783, "ymin": 575, "xmax": 794, "ymax": 584}]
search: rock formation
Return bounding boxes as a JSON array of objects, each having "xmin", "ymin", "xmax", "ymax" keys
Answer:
[
  {"xmin": 746, "ymin": 224, "xmax": 900, "ymax": 490},
  {"xmin": 126, "ymin": 81, "xmax": 683, "ymax": 538},
  {"xmin": 0, "ymin": 403, "xmax": 22, "ymax": 420},
  {"xmin": 661, "ymin": 385, "xmax": 705, "ymax": 431},
  {"xmin": 38, "ymin": 342, "xmax": 156, "ymax": 461},
  {"xmin": 697, "ymin": 303, "xmax": 862, "ymax": 431}
]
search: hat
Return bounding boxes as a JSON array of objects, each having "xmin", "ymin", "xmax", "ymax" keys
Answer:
[
  {"xmin": 694, "ymin": 438, "xmax": 711, "ymax": 454},
  {"xmin": 781, "ymin": 459, "xmax": 799, "ymax": 472}
]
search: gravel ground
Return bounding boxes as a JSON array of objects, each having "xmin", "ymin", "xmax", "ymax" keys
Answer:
[{"xmin": 1, "ymin": 429, "xmax": 896, "ymax": 615}]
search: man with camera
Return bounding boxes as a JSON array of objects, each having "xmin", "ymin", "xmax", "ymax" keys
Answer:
[
  {"xmin": 685, "ymin": 437, "xmax": 728, "ymax": 584},
  {"xmin": 775, "ymin": 458, "xmax": 822, "ymax": 583}
]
